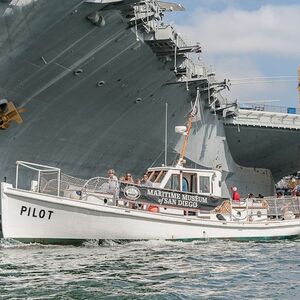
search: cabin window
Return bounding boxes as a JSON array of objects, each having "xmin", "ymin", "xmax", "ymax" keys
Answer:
[
  {"xmin": 199, "ymin": 176, "xmax": 210, "ymax": 193},
  {"xmin": 165, "ymin": 174, "xmax": 180, "ymax": 191},
  {"xmin": 147, "ymin": 171, "xmax": 154, "ymax": 181},
  {"xmin": 182, "ymin": 177, "xmax": 189, "ymax": 192},
  {"xmin": 155, "ymin": 171, "xmax": 167, "ymax": 183},
  {"xmin": 149, "ymin": 171, "xmax": 161, "ymax": 182},
  {"xmin": 148, "ymin": 171, "xmax": 167, "ymax": 183},
  {"xmin": 181, "ymin": 173, "xmax": 198, "ymax": 193}
]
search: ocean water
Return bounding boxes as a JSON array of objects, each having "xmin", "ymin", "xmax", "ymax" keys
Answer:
[{"xmin": 0, "ymin": 239, "xmax": 300, "ymax": 300}]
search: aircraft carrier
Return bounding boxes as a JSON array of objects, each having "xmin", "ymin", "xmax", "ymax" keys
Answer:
[{"xmin": 1, "ymin": 0, "xmax": 300, "ymax": 202}]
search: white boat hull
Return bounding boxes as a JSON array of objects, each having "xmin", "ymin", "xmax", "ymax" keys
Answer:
[{"xmin": 1, "ymin": 183, "xmax": 300, "ymax": 243}]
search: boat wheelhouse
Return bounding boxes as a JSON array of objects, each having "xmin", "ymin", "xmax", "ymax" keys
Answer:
[{"xmin": 145, "ymin": 165, "xmax": 222, "ymax": 197}]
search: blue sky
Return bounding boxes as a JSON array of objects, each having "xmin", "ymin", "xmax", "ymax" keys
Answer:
[{"xmin": 165, "ymin": 0, "xmax": 300, "ymax": 108}]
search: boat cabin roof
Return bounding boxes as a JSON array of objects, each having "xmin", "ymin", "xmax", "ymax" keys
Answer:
[
  {"xmin": 146, "ymin": 165, "xmax": 222, "ymax": 196},
  {"xmin": 147, "ymin": 165, "xmax": 218, "ymax": 175}
]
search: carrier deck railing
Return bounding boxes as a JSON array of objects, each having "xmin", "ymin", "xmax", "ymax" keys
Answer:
[
  {"xmin": 240, "ymin": 103, "xmax": 300, "ymax": 115},
  {"xmin": 224, "ymin": 108, "xmax": 300, "ymax": 130}
]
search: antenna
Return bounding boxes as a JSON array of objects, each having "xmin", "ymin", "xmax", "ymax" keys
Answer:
[
  {"xmin": 164, "ymin": 102, "xmax": 168, "ymax": 166},
  {"xmin": 298, "ymin": 66, "xmax": 300, "ymax": 112}
]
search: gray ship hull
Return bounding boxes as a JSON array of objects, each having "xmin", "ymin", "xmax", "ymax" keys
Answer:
[
  {"xmin": 224, "ymin": 125, "xmax": 300, "ymax": 181},
  {"xmin": 0, "ymin": 1, "xmax": 190, "ymax": 176},
  {"xmin": 0, "ymin": 0, "xmax": 299, "ymax": 202}
]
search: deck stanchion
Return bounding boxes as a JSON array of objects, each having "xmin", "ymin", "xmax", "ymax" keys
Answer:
[
  {"xmin": 37, "ymin": 170, "xmax": 41, "ymax": 193},
  {"xmin": 57, "ymin": 169, "xmax": 61, "ymax": 197},
  {"xmin": 275, "ymin": 197, "xmax": 278, "ymax": 219},
  {"xmin": 16, "ymin": 162, "xmax": 19, "ymax": 189}
]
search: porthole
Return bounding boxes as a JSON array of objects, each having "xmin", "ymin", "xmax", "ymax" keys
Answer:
[
  {"xmin": 97, "ymin": 80, "xmax": 105, "ymax": 87},
  {"xmin": 74, "ymin": 69, "xmax": 83, "ymax": 76}
]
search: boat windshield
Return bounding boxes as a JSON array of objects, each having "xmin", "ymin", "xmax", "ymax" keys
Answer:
[
  {"xmin": 148, "ymin": 171, "xmax": 167, "ymax": 183},
  {"xmin": 165, "ymin": 174, "xmax": 180, "ymax": 191}
]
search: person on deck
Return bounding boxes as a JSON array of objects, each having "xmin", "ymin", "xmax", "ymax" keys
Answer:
[
  {"xmin": 231, "ymin": 186, "xmax": 240, "ymax": 202},
  {"xmin": 246, "ymin": 193, "xmax": 255, "ymax": 205},
  {"xmin": 107, "ymin": 169, "xmax": 118, "ymax": 193},
  {"xmin": 292, "ymin": 184, "xmax": 300, "ymax": 196},
  {"xmin": 141, "ymin": 174, "xmax": 153, "ymax": 187},
  {"xmin": 107, "ymin": 169, "xmax": 119, "ymax": 205},
  {"xmin": 123, "ymin": 173, "xmax": 134, "ymax": 183}
]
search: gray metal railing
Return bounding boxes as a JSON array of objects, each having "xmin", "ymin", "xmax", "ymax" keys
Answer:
[
  {"xmin": 265, "ymin": 196, "xmax": 300, "ymax": 219},
  {"xmin": 239, "ymin": 103, "xmax": 299, "ymax": 115}
]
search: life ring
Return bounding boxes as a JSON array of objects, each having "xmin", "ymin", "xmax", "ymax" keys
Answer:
[
  {"xmin": 148, "ymin": 205, "xmax": 159, "ymax": 213},
  {"xmin": 214, "ymin": 200, "xmax": 231, "ymax": 214},
  {"xmin": 261, "ymin": 200, "xmax": 268, "ymax": 208}
]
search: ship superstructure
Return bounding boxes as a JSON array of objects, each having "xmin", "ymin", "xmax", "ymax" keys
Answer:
[{"xmin": 0, "ymin": 0, "xmax": 300, "ymax": 200}]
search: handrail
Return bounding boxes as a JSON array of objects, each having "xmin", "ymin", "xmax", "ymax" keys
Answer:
[
  {"xmin": 225, "ymin": 108, "xmax": 300, "ymax": 130},
  {"xmin": 16, "ymin": 161, "xmax": 61, "ymax": 171},
  {"xmin": 15, "ymin": 161, "xmax": 61, "ymax": 196},
  {"xmin": 239, "ymin": 103, "xmax": 300, "ymax": 115}
]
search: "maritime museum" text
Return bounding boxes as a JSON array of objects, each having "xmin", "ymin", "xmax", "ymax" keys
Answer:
[{"xmin": 147, "ymin": 188, "xmax": 208, "ymax": 208}]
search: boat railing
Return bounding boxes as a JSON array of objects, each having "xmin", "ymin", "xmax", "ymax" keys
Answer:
[
  {"xmin": 16, "ymin": 161, "xmax": 62, "ymax": 196},
  {"xmin": 264, "ymin": 196, "xmax": 300, "ymax": 219},
  {"xmin": 14, "ymin": 162, "xmax": 135, "ymax": 202},
  {"xmin": 14, "ymin": 161, "xmax": 102, "ymax": 198},
  {"xmin": 227, "ymin": 199, "xmax": 269, "ymax": 222},
  {"xmin": 80, "ymin": 177, "xmax": 115, "ymax": 195},
  {"xmin": 219, "ymin": 197, "xmax": 300, "ymax": 222},
  {"xmin": 13, "ymin": 162, "xmax": 300, "ymax": 220}
]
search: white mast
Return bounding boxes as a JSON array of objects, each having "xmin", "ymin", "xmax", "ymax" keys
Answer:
[
  {"xmin": 164, "ymin": 102, "xmax": 168, "ymax": 166},
  {"xmin": 298, "ymin": 66, "xmax": 300, "ymax": 112}
]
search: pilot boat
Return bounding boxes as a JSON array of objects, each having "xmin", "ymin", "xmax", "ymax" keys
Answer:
[
  {"xmin": 1, "ymin": 159, "xmax": 300, "ymax": 243},
  {"xmin": 1, "ymin": 109, "xmax": 300, "ymax": 243}
]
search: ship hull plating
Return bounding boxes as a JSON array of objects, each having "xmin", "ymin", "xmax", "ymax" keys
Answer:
[
  {"xmin": 0, "ymin": 1, "xmax": 191, "ymax": 179},
  {"xmin": 224, "ymin": 125, "xmax": 300, "ymax": 181},
  {"xmin": 0, "ymin": 0, "xmax": 297, "ymax": 202}
]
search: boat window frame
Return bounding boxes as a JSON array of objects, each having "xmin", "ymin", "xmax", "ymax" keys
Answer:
[
  {"xmin": 147, "ymin": 171, "xmax": 155, "ymax": 182},
  {"xmin": 181, "ymin": 172, "xmax": 198, "ymax": 193},
  {"xmin": 164, "ymin": 172, "xmax": 181, "ymax": 191},
  {"xmin": 181, "ymin": 176, "xmax": 189, "ymax": 192},
  {"xmin": 198, "ymin": 175, "xmax": 211, "ymax": 194},
  {"xmin": 154, "ymin": 170, "xmax": 165, "ymax": 183}
]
